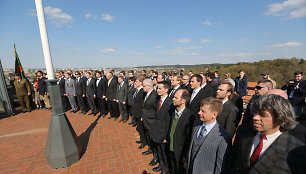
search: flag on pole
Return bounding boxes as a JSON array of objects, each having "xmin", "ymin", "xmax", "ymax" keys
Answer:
[{"xmin": 14, "ymin": 44, "xmax": 26, "ymax": 79}]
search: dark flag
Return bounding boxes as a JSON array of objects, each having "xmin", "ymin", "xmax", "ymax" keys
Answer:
[{"xmin": 14, "ymin": 44, "xmax": 26, "ymax": 79}]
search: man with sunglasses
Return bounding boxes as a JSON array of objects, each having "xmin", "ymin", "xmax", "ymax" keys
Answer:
[{"xmin": 242, "ymin": 80, "xmax": 273, "ymax": 125}]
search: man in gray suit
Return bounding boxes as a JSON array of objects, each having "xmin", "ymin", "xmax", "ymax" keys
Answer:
[
  {"xmin": 186, "ymin": 97, "xmax": 231, "ymax": 174},
  {"xmin": 116, "ymin": 75, "xmax": 128, "ymax": 123},
  {"xmin": 64, "ymin": 73, "xmax": 78, "ymax": 113}
]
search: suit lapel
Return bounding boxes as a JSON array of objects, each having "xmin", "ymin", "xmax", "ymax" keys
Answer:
[{"xmin": 241, "ymin": 131, "xmax": 257, "ymax": 168}]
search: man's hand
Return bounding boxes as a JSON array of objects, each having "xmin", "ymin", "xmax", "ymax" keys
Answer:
[
  {"xmin": 27, "ymin": 93, "xmax": 31, "ymax": 96},
  {"xmin": 163, "ymin": 139, "xmax": 167, "ymax": 143},
  {"xmin": 113, "ymin": 99, "xmax": 116, "ymax": 102},
  {"xmin": 82, "ymin": 94, "xmax": 85, "ymax": 97},
  {"xmin": 94, "ymin": 95, "xmax": 96, "ymax": 98},
  {"xmin": 122, "ymin": 102, "xmax": 126, "ymax": 105},
  {"xmin": 105, "ymin": 98, "xmax": 108, "ymax": 101},
  {"xmin": 73, "ymin": 94, "xmax": 76, "ymax": 96},
  {"xmin": 64, "ymin": 94, "xmax": 67, "ymax": 96},
  {"xmin": 141, "ymin": 118, "xmax": 143, "ymax": 121}
]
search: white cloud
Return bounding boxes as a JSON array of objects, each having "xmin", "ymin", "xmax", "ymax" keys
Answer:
[
  {"xmin": 264, "ymin": 42, "xmax": 303, "ymax": 48},
  {"xmin": 175, "ymin": 39, "xmax": 191, "ymax": 43},
  {"xmin": 219, "ymin": 52, "xmax": 272, "ymax": 57},
  {"xmin": 176, "ymin": 46, "xmax": 202, "ymax": 50},
  {"xmin": 200, "ymin": 39, "xmax": 213, "ymax": 43},
  {"xmin": 85, "ymin": 13, "xmax": 92, "ymax": 18},
  {"xmin": 239, "ymin": 38, "xmax": 248, "ymax": 42},
  {"xmin": 93, "ymin": 16, "xmax": 98, "ymax": 19},
  {"xmin": 26, "ymin": 7, "xmax": 73, "ymax": 27},
  {"xmin": 101, "ymin": 14, "xmax": 115, "ymax": 22},
  {"xmin": 265, "ymin": 0, "xmax": 306, "ymax": 18},
  {"xmin": 102, "ymin": 48, "xmax": 116, "ymax": 53},
  {"xmin": 202, "ymin": 19, "xmax": 212, "ymax": 26},
  {"xmin": 69, "ymin": 47, "xmax": 82, "ymax": 50},
  {"xmin": 155, "ymin": 46, "xmax": 163, "ymax": 49}
]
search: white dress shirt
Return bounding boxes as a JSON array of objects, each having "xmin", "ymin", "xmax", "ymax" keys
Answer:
[{"xmin": 190, "ymin": 87, "xmax": 201, "ymax": 103}]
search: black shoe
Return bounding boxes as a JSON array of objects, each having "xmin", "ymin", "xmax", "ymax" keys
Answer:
[
  {"xmin": 149, "ymin": 159, "xmax": 158, "ymax": 166},
  {"xmin": 132, "ymin": 124, "xmax": 137, "ymax": 127},
  {"xmin": 142, "ymin": 150, "xmax": 153, "ymax": 155},
  {"xmin": 128, "ymin": 122, "xmax": 134, "ymax": 125},
  {"xmin": 114, "ymin": 117, "xmax": 118, "ymax": 121},
  {"xmin": 102, "ymin": 114, "xmax": 106, "ymax": 118},
  {"xmin": 152, "ymin": 166, "xmax": 162, "ymax": 172},
  {"xmin": 93, "ymin": 112, "xmax": 98, "ymax": 116},
  {"xmin": 107, "ymin": 116, "xmax": 113, "ymax": 119},
  {"xmin": 72, "ymin": 109, "xmax": 77, "ymax": 113},
  {"xmin": 136, "ymin": 141, "xmax": 142, "ymax": 144},
  {"xmin": 139, "ymin": 144, "xmax": 146, "ymax": 149}
]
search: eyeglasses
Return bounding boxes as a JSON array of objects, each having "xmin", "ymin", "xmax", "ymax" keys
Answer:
[{"xmin": 255, "ymin": 86, "xmax": 264, "ymax": 90}]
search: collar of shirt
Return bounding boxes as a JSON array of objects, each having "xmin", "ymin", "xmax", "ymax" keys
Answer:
[
  {"xmin": 200, "ymin": 83, "xmax": 207, "ymax": 89},
  {"xmin": 120, "ymin": 82, "xmax": 124, "ymax": 86},
  {"xmin": 160, "ymin": 95, "xmax": 168, "ymax": 102},
  {"xmin": 173, "ymin": 86, "xmax": 180, "ymax": 90},
  {"xmin": 146, "ymin": 89, "xmax": 153, "ymax": 98},
  {"xmin": 222, "ymin": 99, "xmax": 229, "ymax": 104},
  {"xmin": 198, "ymin": 120, "xmax": 217, "ymax": 137},
  {"xmin": 193, "ymin": 87, "xmax": 201, "ymax": 94},
  {"xmin": 77, "ymin": 77, "xmax": 80, "ymax": 80},
  {"xmin": 250, "ymin": 130, "xmax": 282, "ymax": 158},
  {"xmin": 87, "ymin": 78, "xmax": 91, "ymax": 82},
  {"xmin": 97, "ymin": 77, "xmax": 101, "ymax": 81},
  {"xmin": 175, "ymin": 106, "xmax": 185, "ymax": 119}
]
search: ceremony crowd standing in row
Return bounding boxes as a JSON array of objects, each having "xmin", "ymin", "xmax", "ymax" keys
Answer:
[{"xmin": 10, "ymin": 69, "xmax": 306, "ymax": 174}]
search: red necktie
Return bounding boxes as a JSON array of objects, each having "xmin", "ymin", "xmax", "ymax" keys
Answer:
[
  {"xmin": 250, "ymin": 134, "xmax": 266, "ymax": 167},
  {"xmin": 159, "ymin": 99, "xmax": 162, "ymax": 110}
]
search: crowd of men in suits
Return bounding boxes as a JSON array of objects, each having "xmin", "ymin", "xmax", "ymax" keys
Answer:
[{"xmin": 11, "ymin": 69, "xmax": 306, "ymax": 174}]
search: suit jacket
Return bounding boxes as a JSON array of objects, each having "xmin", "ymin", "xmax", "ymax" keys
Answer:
[
  {"xmin": 75, "ymin": 77, "xmax": 86, "ymax": 96},
  {"xmin": 86, "ymin": 78, "xmax": 96, "ymax": 97},
  {"xmin": 127, "ymin": 84, "xmax": 136, "ymax": 106},
  {"xmin": 283, "ymin": 79, "xmax": 306, "ymax": 106},
  {"xmin": 106, "ymin": 78, "xmax": 117, "ymax": 100},
  {"xmin": 230, "ymin": 94, "xmax": 243, "ymax": 127},
  {"xmin": 65, "ymin": 78, "xmax": 76, "ymax": 96},
  {"xmin": 227, "ymin": 124, "xmax": 306, "ymax": 174},
  {"xmin": 234, "ymin": 76, "xmax": 248, "ymax": 97},
  {"xmin": 58, "ymin": 78, "xmax": 66, "ymax": 96},
  {"xmin": 187, "ymin": 85, "xmax": 215, "ymax": 119},
  {"xmin": 170, "ymin": 107, "xmax": 195, "ymax": 165},
  {"xmin": 13, "ymin": 79, "xmax": 31, "ymax": 96},
  {"xmin": 116, "ymin": 82, "xmax": 128, "ymax": 102},
  {"xmin": 153, "ymin": 96, "xmax": 173, "ymax": 143},
  {"xmin": 142, "ymin": 90, "xmax": 158, "ymax": 130},
  {"xmin": 37, "ymin": 77, "xmax": 48, "ymax": 95},
  {"xmin": 132, "ymin": 88, "xmax": 144, "ymax": 118},
  {"xmin": 181, "ymin": 83, "xmax": 193, "ymax": 94},
  {"xmin": 187, "ymin": 120, "xmax": 231, "ymax": 174},
  {"xmin": 217, "ymin": 100, "xmax": 239, "ymax": 137},
  {"xmin": 95, "ymin": 78, "xmax": 107, "ymax": 98}
]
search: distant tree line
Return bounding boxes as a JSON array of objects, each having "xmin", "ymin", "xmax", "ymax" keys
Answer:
[{"xmin": 187, "ymin": 57, "xmax": 305, "ymax": 89}]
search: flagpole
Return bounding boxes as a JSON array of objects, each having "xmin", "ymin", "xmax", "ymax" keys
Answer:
[
  {"xmin": 35, "ymin": 0, "xmax": 54, "ymax": 79},
  {"xmin": 34, "ymin": 0, "xmax": 81, "ymax": 169}
]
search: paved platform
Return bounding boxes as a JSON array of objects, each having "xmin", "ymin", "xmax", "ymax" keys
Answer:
[{"xmin": 0, "ymin": 110, "xmax": 155, "ymax": 174}]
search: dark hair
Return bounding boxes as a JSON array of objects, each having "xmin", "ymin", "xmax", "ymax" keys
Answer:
[
  {"xmin": 101, "ymin": 70, "xmax": 104, "ymax": 74},
  {"xmin": 294, "ymin": 71, "xmax": 303, "ymax": 76},
  {"xmin": 200, "ymin": 97, "xmax": 223, "ymax": 114},
  {"xmin": 251, "ymin": 94, "xmax": 295, "ymax": 132},
  {"xmin": 128, "ymin": 70, "xmax": 134, "ymax": 74},
  {"xmin": 118, "ymin": 75, "xmax": 124, "ymax": 80},
  {"xmin": 191, "ymin": 74, "xmax": 203, "ymax": 83},
  {"xmin": 238, "ymin": 69, "xmax": 244, "ymax": 73},
  {"xmin": 95, "ymin": 71, "xmax": 102, "ymax": 75},
  {"xmin": 142, "ymin": 70, "xmax": 146, "ymax": 73},
  {"xmin": 207, "ymin": 72, "xmax": 214, "ymax": 79},
  {"xmin": 37, "ymin": 70, "xmax": 43, "ymax": 74},
  {"xmin": 128, "ymin": 77, "xmax": 135, "ymax": 82},
  {"xmin": 120, "ymin": 71, "xmax": 126, "ymax": 76},
  {"xmin": 158, "ymin": 81, "xmax": 170, "ymax": 92},
  {"xmin": 86, "ymin": 71, "xmax": 92, "ymax": 76},
  {"xmin": 66, "ymin": 73, "xmax": 71, "ymax": 76}
]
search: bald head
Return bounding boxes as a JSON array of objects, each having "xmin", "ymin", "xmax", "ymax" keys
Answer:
[
  {"xmin": 143, "ymin": 79, "xmax": 154, "ymax": 87},
  {"xmin": 266, "ymin": 89, "xmax": 288, "ymax": 99}
]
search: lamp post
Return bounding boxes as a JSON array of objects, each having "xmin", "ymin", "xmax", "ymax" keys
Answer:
[{"xmin": 35, "ymin": 0, "xmax": 82, "ymax": 169}]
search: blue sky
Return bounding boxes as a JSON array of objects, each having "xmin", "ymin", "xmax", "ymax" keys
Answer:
[{"xmin": 0, "ymin": 0, "xmax": 306, "ymax": 69}]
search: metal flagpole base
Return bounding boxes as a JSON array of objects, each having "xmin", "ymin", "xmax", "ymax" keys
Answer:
[{"xmin": 45, "ymin": 79, "xmax": 82, "ymax": 169}]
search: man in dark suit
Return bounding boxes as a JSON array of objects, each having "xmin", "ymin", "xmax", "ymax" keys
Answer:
[
  {"xmin": 169, "ymin": 75, "xmax": 182, "ymax": 99},
  {"xmin": 106, "ymin": 72, "xmax": 120, "ymax": 120},
  {"xmin": 227, "ymin": 95, "xmax": 306, "ymax": 174},
  {"xmin": 85, "ymin": 71, "xmax": 97, "ymax": 116},
  {"xmin": 37, "ymin": 70, "xmax": 51, "ymax": 109},
  {"xmin": 216, "ymin": 81, "xmax": 240, "ymax": 137},
  {"xmin": 56, "ymin": 72, "xmax": 70, "ymax": 111},
  {"xmin": 127, "ymin": 77, "xmax": 136, "ymax": 125},
  {"xmin": 152, "ymin": 81, "xmax": 173, "ymax": 173},
  {"xmin": 230, "ymin": 93, "xmax": 243, "ymax": 127},
  {"xmin": 187, "ymin": 74, "xmax": 215, "ymax": 119},
  {"xmin": 141, "ymin": 79, "xmax": 158, "ymax": 159},
  {"xmin": 132, "ymin": 77, "xmax": 147, "ymax": 149},
  {"xmin": 74, "ymin": 71, "xmax": 87, "ymax": 114},
  {"xmin": 95, "ymin": 71, "xmax": 107, "ymax": 117},
  {"xmin": 282, "ymin": 71, "xmax": 306, "ymax": 116},
  {"xmin": 169, "ymin": 89, "xmax": 194, "ymax": 174},
  {"xmin": 186, "ymin": 97, "xmax": 231, "ymax": 174},
  {"xmin": 116, "ymin": 75, "xmax": 128, "ymax": 122},
  {"xmin": 181, "ymin": 75, "xmax": 192, "ymax": 94}
]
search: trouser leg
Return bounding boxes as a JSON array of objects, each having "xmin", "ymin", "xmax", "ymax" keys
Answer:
[
  {"xmin": 17, "ymin": 95, "xmax": 26, "ymax": 111},
  {"xmin": 24, "ymin": 95, "xmax": 31, "ymax": 111},
  {"xmin": 136, "ymin": 118, "xmax": 147, "ymax": 144}
]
